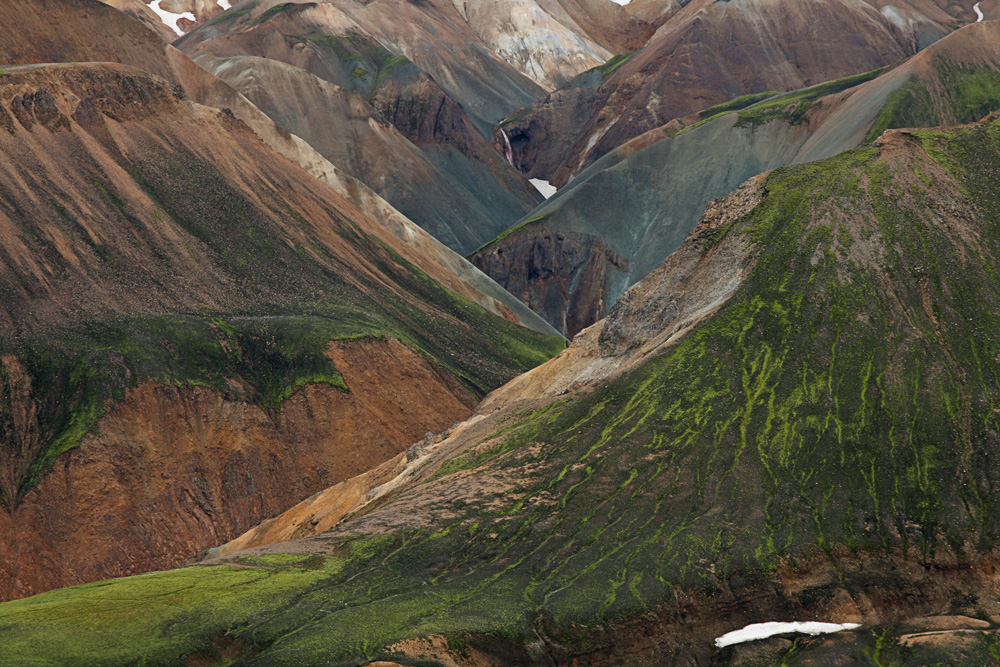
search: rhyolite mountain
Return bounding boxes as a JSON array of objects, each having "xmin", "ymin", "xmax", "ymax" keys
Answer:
[
  {"xmin": 3, "ymin": 0, "xmax": 1000, "ymax": 665},
  {"xmin": 473, "ymin": 19, "xmax": 1000, "ymax": 336},
  {"xmin": 0, "ymin": 5, "xmax": 564, "ymax": 600},
  {"xmin": 2, "ymin": 0, "xmax": 552, "ymax": 326},
  {"xmin": 167, "ymin": 0, "xmax": 653, "ymax": 252},
  {"xmin": 6, "ymin": 99, "xmax": 1000, "ymax": 665},
  {"xmin": 501, "ymin": 0, "xmax": 975, "ymax": 188},
  {"xmin": 173, "ymin": 0, "xmax": 546, "ymax": 253}
]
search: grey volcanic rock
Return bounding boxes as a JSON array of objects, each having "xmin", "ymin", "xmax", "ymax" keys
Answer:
[
  {"xmin": 177, "ymin": 1, "xmax": 548, "ymax": 253},
  {"xmin": 472, "ymin": 230, "xmax": 627, "ymax": 337},
  {"xmin": 203, "ymin": 54, "xmax": 540, "ymax": 253},
  {"xmin": 474, "ymin": 20, "xmax": 1000, "ymax": 335}
]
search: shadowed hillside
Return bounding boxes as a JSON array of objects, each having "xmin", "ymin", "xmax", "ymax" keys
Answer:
[{"xmin": 472, "ymin": 20, "xmax": 1000, "ymax": 336}]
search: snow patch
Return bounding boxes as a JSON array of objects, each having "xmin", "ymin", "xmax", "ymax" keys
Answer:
[
  {"xmin": 715, "ymin": 622, "xmax": 861, "ymax": 648},
  {"xmin": 610, "ymin": 0, "xmax": 631, "ymax": 4},
  {"xmin": 975, "ymin": 1, "xmax": 985, "ymax": 22},
  {"xmin": 149, "ymin": 0, "xmax": 196, "ymax": 36},
  {"xmin": 530, "ymin": 178, "xmax": 557, "ymax": 198},
  {"xmin": 218, "ymin": 0, "xmax": 232, "ymax": 8}
]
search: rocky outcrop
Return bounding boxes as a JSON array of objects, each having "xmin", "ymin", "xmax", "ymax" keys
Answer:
[{"xmin": 471, "ymin": 229, "xmax": 627, "ymax": 338}]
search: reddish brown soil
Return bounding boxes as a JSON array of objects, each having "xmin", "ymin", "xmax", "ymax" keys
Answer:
[{"xmin": 0, "ymin": 337, "xmax": 475, "ymax": 602}]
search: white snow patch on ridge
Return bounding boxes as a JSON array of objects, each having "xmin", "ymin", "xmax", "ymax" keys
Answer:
[
  {"xmin": 219, "ymin": 0, "xmax": 232, "ymax": 8},
  {"xmin": 149, "ymin": 0, "xmax": 196, "ymax": 36},
  {"xmin": 715, "ymin": 622, "xmax": 861, "ymax": 648},
  {"xmin": 975, "ymin": 1, "xmax": 985, "ymax": 22},
  {"xmin": 530, "ymin": 178, "xmax": 558, "ymax": 199}
]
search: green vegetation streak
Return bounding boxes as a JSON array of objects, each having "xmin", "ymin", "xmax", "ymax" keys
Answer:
[{"xmin": 7, "ymin": 96, "xmax": 1000, "ymax": 667}]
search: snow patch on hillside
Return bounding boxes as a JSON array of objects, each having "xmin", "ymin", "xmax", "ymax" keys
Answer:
[
  {"xmin": 219, "ymin": 0, "xmax": 232, "ymax": 8},
  {"xmin": 149, "ymin": 0, "xmax": 195, "ymax": 36},
  {"xmin": 530, "ymin": 178, "xmax": 558, "ymax": 198},
  {"xmin": 975, "ymin": 1, "xmax": 984, "ymax": 22},
  {"xmin": 715, "ymin": 622, "xmax": 862, "ymax": 648}
]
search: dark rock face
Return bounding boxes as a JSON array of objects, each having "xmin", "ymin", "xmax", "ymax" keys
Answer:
[
  {"xmin": 471, "ymin": 230, "xmax": 627, "ymax": 338},
  {"xmin": 497, "ymin": 79, "xmax": 604, "ymax": 179},
  {"xmin": 372, "ymin": 77, "xmax": 481, "ymax": 154}
]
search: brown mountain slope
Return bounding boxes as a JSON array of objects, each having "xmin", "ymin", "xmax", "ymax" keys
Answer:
[
  {"xmin": 0, "ymin": 62, "xmax": 562, "ymax": 601},
  {"xmin": 503, "ymin": 0, "xmax": 968, "ymax": 186},
  {"xmin": 0, "ymin": 0, "xmax": 558, "ymax": 332}
]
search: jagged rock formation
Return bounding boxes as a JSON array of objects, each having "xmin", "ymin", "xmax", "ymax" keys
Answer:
[
  {"xmin": 0, "ymin": 60, "xmax": 562, "ymax": 601},
  {"xmin": 7, "ymin": 97, "xmax": 1000, "ymax": 666},
  {"xmin": 473, "ymin": 20, "xmax": 1000, "ymax": 336}
]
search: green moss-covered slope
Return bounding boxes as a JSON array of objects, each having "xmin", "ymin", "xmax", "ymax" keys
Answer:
[
  {"xmin": 5, "ymin": 107, "xmax": 1000, "ymax": 667},
  {"xmin": 866, "ymin": 61, "xmax": 1000, "ymax": 142}
]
